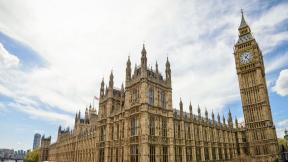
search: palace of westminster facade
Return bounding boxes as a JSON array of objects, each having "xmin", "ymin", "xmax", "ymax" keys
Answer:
[{"xmin": 40, "ymin": 13, "xmax": 279, "ymax": 162}]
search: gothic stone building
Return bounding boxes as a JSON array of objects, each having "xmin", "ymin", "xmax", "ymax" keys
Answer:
[{"xmin": 40, "ymin": 13, "xmax": 278, "ymax": 162}]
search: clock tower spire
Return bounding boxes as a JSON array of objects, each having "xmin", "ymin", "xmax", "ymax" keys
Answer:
[{"xmin": 234, "ymin": 10, "xmax": 278, "ymax": 161}]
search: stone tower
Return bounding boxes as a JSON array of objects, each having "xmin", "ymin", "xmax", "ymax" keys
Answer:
[{"xmin": 233, "ymin": 10, "xmax": 278, "ymax": 161}]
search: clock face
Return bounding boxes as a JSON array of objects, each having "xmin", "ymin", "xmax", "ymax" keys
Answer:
[{"xmin": 240, "ymin": 52, "xmax": 252, "ymax": 64}]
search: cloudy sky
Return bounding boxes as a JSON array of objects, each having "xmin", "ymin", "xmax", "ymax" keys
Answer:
[{"xmin": 0, "ymin": 0, "xmax": 287, "ymax": 150}]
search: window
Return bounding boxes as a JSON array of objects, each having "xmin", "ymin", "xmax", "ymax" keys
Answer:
[
  {"xmin": 99, "ymin": 126, "xmax": 106, "ymax": 141},
  {"xmin": 205, "ymin": 147, "xmax": 209, "ymax": 160},
  {"xmin": 132, "ymin": 88, "xmax": 139, "ymax": 103},
  {"xmin": 116, "ymin": 123, "xmax": 119, "ymax": 140},
  {"xmin": 149, "ymin": 145, "xmax": 156, "ymax": 162},
  {"xmin": 162, "ymin": 146, "xmax": 168, "ymax": 162},
  {"xmin": 186, "ymin": 124, "xmax": 191, "ymax": 139},
  {"xmin": 130, "ymin": 145, "xmax": 139, "ymax": 162},
  {"xmin": 149, "ymin": 116, "xmax": 155, "ymax": 136},
  {"xmin": 160, "ymin": 90, "xmax": 166, "ymax": 108},
  {"xmin": 148, "ymin": 87, "xmax": 154, "ymax": 105},
  {"xmin": 99, "ymin": 147, "xmax": 105, "ymax": 162},
  {"xmin": 162, "ymin": 118, "xmax": 167, "ymax": 137},
  {"xmin": 196, "ymin": 147, "xmax": 201, "ymax": 161},
  {"xmin": 175, "ymin": 146, "xmax": 182, "ymax": 162},
  {"xmin": 186, "ymin": 147, "xmax": 192, "ymax": 162},
  {"xmin": 131, "ymin": 117, "xmax": 138, "ymax": 136}
]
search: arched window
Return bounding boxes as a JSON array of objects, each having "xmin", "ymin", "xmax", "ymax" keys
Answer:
[{"xmin": 148, "ymin": 87, "xmax": 154, "ymax": 105}]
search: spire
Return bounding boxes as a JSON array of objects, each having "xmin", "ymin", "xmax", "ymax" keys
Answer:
[
  {"xmin": 155, "ymin": 61, "xmax": 159, "ymax": 74},
  {"xmin": 223, "ymin": 115, "xmax": 226, "ymax": 125},
  {"xmin": 141, "ymin": 44, "xmax": 147, "ymax": 70},
  {"xmin": 189, "ymin": 102, "xmax": 193, "ymax": 119},
  {"xmin": 58, "ymin": 125, "xmax": 62, "ymax": 134},
  {"xmin": 126, "ymin": 56, "xmax": 131, "ymax": 82},
  {"xmin": 109, "ymin": 70, "xmax": 114, "ymax": 88},
  {"xmin": 165, "ymin": 57, "xmax": 171, "ymax": 83},
  {"xmin": 205, "ymin": 108, "xmax": 208, "ymax": 120},
  {"xmin": 228, "ymin": 108, "xmax": 233, "ymax": 127},
  {"xmin": 100, "ymin": 78, "xmax": 105, "ymax": 98},
  {"xmin": 212, "ymin": 110, "xmax": 215, "ymax": 122},
  {"xmin": 179, "ymin": 98, "xmax": 183, "ymax": 118},
  {"xmin": 237, "ymin": 9, "xmax": 252, "ymax": 38},
  {"xmin": 235, "ymin": 117, "xmax": 238, "ymax": 128},
  {"xmin": 141, "ymin": 44, "xmax": 147, "ymax": 56},
  {"xmin": 121, "ymin": 83, "xmax": 124, "ymax": 92},
  {"xmin": 197, "ymin": 104, "xmax": 201, "ymax": 117},
  {"xmin": 217, "ymin": 113, "xmax": 220, "ymax": 123},
  {"xmin": 239, "ymin": 9, "xmax": 248, "ymax": 29}
]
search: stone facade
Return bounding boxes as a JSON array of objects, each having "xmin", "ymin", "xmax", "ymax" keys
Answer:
[{"xmin": 40, "ymin": 13, "xmax": 278, "ymax": 162}]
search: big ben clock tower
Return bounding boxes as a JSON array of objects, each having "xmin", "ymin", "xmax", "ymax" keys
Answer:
[{"xmin": 234, "ymin": 11, "xmax": 278, "ymax": 161}]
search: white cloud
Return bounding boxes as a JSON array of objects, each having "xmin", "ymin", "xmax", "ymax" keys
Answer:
[
  {"xmin": 273, "ymin": 69, "xmax": 288, "ymax": 96},
  {"xmin": 266, "ymin": 53, "xmax": 288, "ymax": 74},
  {"xmin": 276, "ymin": 119, "xmax": 288, "ymax": 138},
  {"xmin": 0, "ymin": 42, "xmax": 19, "ymax": 69},
  {"xmin": 9, "ymin": 102, "xmax": 74, "ymax": 126},
  {"xmin": 0, "ymin": 0, "xmax": 287, "ymax": 126}
]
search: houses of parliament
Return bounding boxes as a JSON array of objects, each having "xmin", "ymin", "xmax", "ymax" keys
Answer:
[{"xmin": 39, "ymin": 12, "xmax": 279, "ymax": 162}]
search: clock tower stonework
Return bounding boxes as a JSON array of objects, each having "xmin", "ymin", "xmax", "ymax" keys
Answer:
[{"xmin": 234, "ymin": 11, "xmax": 278, "ymax": 161}]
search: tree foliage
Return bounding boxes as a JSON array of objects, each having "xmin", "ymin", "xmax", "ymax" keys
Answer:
[
  {"xmin": 25, "ymin": 149, "xmax": 39, "ymax": 162},
  {"xmin": 279, "ymin": 138, "xmax": 288, "ymax": 151}
]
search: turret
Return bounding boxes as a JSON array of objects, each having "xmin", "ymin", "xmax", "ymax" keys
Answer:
[
  {"xmin": 189, "ymin": 102, "xmax": 193, "ymax": 119},
  {"xmin": 58, "ymin": 125, "xmax": 62, "ymax": 134},
  {"xmin": 223, "ymin": 115, "xmax": 226, "ymax": 126},
  {"xmin": 126, "ymin": 56, "xmax": 131, "ymax": 83},
  {"xmin": 100, "ymin": 78, "xmax": 105, "ymax": 98},
  {"xmin": 212, "ymin": 110, "xmax": 215, "ymax": 124},
  {"xmin": 197, "ymin": 105, "xmax": 201, "ymax": 119},
  {"xmin": 85, "ymin": 107, "xmax": 89, "ymax": 123},
  {"xmin": 205, "ymin": 108, "xmax": 208, "ymax": 121},
  {"xmin": 165, "ymin": 57, "xmax": 171, "ymax": 83},
  {"xmin": 217, "ymin": 113, "xmax": 220, "ymax": 124},
  {"xmin": 109, "ymin": 71, "xmax": 114, "ymax": 89},
  {"xmin": 78, "ymin": 110, "xmax": 81, "ymax": 119},
  {"xmin": 228, "ymin": 109, "xmax": 233, "ymax": 128},
  {"xmin": 155, "ymin": 61, "xmax": 159, "ymax": 74},
  {"xmin": 141, "ymin": 44, "xmax": 147, "ymax": 75},
  {"xmin": 235, "ymin": 117, "xmax": 238, "ymax": 128},
  {"xmin": 179, "ymin": 98, "xmax": 183, "ymax": 119}
]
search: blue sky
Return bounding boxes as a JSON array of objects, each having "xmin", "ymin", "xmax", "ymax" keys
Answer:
[{"xmin": 0, "ymin": 0, "xmax": 288, "ymax": 150}]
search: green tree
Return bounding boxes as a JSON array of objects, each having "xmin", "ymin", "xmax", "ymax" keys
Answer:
[
  {"xmin": 25, "ymin": 149, "xmax": 39, "ymax": 162},
  {"xmin": 278, "ymin": 138, "xmax": 288, "ymax": 151}
]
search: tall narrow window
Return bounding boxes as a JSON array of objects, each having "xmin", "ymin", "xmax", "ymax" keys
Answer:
[
  {"xmin": 162, "ymin": 118, "xmax": 167, "ymax": 137},
  {"xmin": 186, "ymin": 147, "xmax": 192, "ymax": 162},
  {"xmin": 148, "ymin": 87, "xmax": 154, "ymax": 105},
  {"xmin": 130, "ymin": 144, "xmax": 139, "ymax": 162},
  {"xmin": 162, "ymin": 146, "xmax": 168, "ymax": 162},
  {"xmin": 100, "ymin": 126, "xmax": 106, "ymax": 141},
  {"xmin": 160, "ymin": 90, "xmax": 166, "ymax": 108},
  {"xmin": 149, "ymin": 116, "xmax": 155, "ymax": 136},
  {"xmin": 99, "ymin": 147, "xmax": 105, "ymax": 162},
  {"xmin": 187, "ymin": 125, "xmax": 191, "ymax": 139},
  {"xmin": 131, "ymin": 117, "xmax": 138, "ymax": 136},
  {"xmin": 132, "ymin": 88, "xmax": 138, "ymax": 103},
  {"xmin": 116, "ymin": 123, "xmax": 119, "ymax": 140},
  {"xmin": 175, "ymin": 146, "xmax": 182, "ymax": 162},
  {"xmin": 149, "ymin": 145, "xmax": 156, "ymax": 162}
]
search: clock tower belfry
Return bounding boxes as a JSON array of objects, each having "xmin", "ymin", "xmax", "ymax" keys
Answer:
[{"xmin": 234, "ymin": 10, "xmax": 278, "ymax": 161}]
